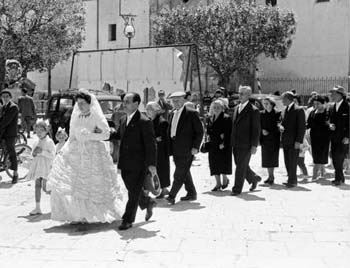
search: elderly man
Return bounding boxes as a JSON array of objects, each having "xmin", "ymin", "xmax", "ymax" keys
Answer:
[
  {"xmin": 231, "ymin": 86, "xmax": 261, "ymax": 195},
  {"xmin": 157, "ymin": 90, "xmax": 173, "ymax": 121},
  {"xmin": 329, "ymin": 86, "xmax": 350, "ymax": 186},
  {"xmin": 280, "ymin": 91, "xmax": 306, "ymax": 188},
  {"xmin": 166, "ymin": 91, "xmax": 203, "ymax": 205},
  {"xmin": 0, "ymin": 90, "xmax": 19, "ymax": 184}
]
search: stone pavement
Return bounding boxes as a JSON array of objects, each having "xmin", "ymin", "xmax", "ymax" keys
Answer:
[{"xmin": 0, "ymin": 138, "xmax": 350, "ymax": 268}]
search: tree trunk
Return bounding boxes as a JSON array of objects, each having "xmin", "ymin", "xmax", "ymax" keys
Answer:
[
  {"xmin": 48, "ymin": 64, "xmax": 52, "ymax": 97},
  {"xmin": 217, "ymin": 74, "xmax": 230, "ymax": 96}
]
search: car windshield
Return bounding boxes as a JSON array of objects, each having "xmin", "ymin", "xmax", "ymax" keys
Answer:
[{"xmin": 98, "ymin": 100, "xmax": 120, "ymax": 114}]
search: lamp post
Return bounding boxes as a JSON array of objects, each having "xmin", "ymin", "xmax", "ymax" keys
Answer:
[{"xmin": 123, "ymin": 16, "xmax": 135, "ymax": 48}]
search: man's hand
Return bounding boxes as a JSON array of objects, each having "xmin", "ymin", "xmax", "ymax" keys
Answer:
[
  {"xmin": 251, "ymin": 146, "xmax": 257, "ymax": 155},
  {"xmin": 191, "ymin": 148, "xmax": 199, "ymax": 155},
  {"xmin": 156, "ymin": 137, "xmax": 162, "ymax": 142},
  {"xmin": 342, "ymin": 138, "xmax": 349, "ymax": 144},
  {"xmin": 294, "ymin": 142, "xmax": 301, "ymax": 149},
  {"xmin": 219, "ymin": 144, "xmax": 224, "ymax": 150},
  {"xmin": 148, "ymin": 165, "xmax": 156, "ymax": 176},
  {"xmin": 262, "ymin": 129, "xmax": 269, "ymax": 136}
]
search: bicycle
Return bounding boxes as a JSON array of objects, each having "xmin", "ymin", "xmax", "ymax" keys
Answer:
[
  {"xmin": 16, "ymin": 124, "xmax": 28, "ymax": 145},
  {"xmin": 0, "ymin": 140, "xmax": 32, "ymax": 180}
]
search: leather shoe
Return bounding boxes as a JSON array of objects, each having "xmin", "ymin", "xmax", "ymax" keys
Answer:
[
  {"xmin": 264, "ymin": 177, "xmax": 274, "ymax": 185},
  {"xmin": 156, "ymin": 192, "xmax": 165, "ymax": 199},
  {"xmin": 221, "ymin": 179, "xmax": 230, "ymax": 190},
  {"xmin": 11, "ymin": 176, "xmax": 18, "ymax": 184},
  {"xmin": 211, "ymin": 186, "xmax": 221, "ymax": 192},
  {"xmin": 231, "ymin": 191, "xmax": 240, "ymax": 196},
  {"xmin": 166, "ymin": 196, "xmax": 175, "ymax": 205},
  {"xmin": 249, "ymin": 181, "xmax": 258, "ymax": 192},
  {"xmin": 145, "ymin": 201, "xmax": 156, "ymax": 221},
  {"xmin": 118, "ymin": 221, "xmax": 132, "ymax": 230},
  {"xmin": 283, "ymin": 182, "xmax": 296, "ymax": 188},
  {"xmin": 331, "ymin": 180, "xmax": 341, "ymax": 186},
  {"xmin": 180, "ymin": 195, "xmax": 197, "ymax": 201}
]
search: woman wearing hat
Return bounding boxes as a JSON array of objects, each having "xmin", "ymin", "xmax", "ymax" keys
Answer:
[{"xmin": 260, "ymin": 97, "xmax": 281, "ymax": 185}]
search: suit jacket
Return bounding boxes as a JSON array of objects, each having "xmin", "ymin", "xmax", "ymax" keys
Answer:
[
  {"xmin": 168, "ymin": 106, "xmax": 203, "ymax": 156},
  {"xmin": 158, "ymin": 99, "xmax": 173, "ymax": 121},
  {"xmin": 17, "ymin": 95, "xmax": 36, "ymax": 117},
  {"xmin": 281, "ymin": 103, "xmax": 306, "ymax": 146},
  {"xmin": 329, "ymin": 100, "xmax": 350, "ymax": 144},
  {"xmin": 117, "ymin": 110, "xmax": 157, "ymax": 171},
  {"xmin": 0, "ymin": 101, "xmax": 19, "ymax": 139},
  {"xmin": 231, "ymin": 102, "xmax": 260, "ymax": 149},
  {"xmin": 207, "ymin": 112, "xmax": 232, "ymax": 150}
]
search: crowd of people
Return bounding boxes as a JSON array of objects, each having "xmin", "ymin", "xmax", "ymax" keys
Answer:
[{"xmin": 0, "ymin": 84, "xmax": 349, "ymax": 231}]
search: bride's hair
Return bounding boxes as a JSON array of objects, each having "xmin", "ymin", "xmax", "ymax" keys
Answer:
[{"xmin": 75, "ymin": 92, "xmax": 91, "ymax": 104}]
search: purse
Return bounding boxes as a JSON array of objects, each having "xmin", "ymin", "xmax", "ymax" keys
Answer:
[{"xmin": 144, "ymin": 171, "xmax": 161, "ymax": 196}]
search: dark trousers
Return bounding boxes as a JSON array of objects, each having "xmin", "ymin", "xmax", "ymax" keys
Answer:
[
  {"xmin": 22, "ymin": 115, "xmax": 33, "ymax": 136},
  {"xmin": 297, "ymin": 156, "xmax": 308, "ymax": 175},
  {"xmin": 331, "ymin": 142, "xmax": 347, "ymax": 183},
  {"xmin": 121, "ymin": 169, "xmax": 151, "ymax": 223},
  {"xmin": 4, "ymin": 137, "xmax": 17, "ymax": 171},
  {"xmin": 232, "ymin": 147, "xmax": 259, "ymax": 193},
  {"xmin": 169, "ymin": 154, "xmax": 196, "ymax": 198},
  {"xmin": 283, "ymin": 144, "xmax": 298, "ymax": 185}
]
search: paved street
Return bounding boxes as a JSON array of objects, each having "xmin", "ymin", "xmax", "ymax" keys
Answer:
[{"xmin": 0, "ymin": 138, "xmax": 349, "ymax": 268}]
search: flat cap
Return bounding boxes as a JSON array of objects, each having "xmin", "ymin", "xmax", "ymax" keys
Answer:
[{"xmin": 169, "ymin": 91, "xmax": 186, "ymax": 98}]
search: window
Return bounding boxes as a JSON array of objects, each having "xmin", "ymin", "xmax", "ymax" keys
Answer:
[
  {"xmin": 266, "ymin": 0, "xmax": 277, "ymax": 6},
  {"xmin": 108, "ymin": 24, "xmax": 117, "ymax": 41},
  {"xmin": 316, "ymin": 0, "xmax": 329, "ymax": 2}
]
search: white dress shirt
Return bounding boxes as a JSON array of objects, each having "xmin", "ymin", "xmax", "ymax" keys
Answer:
[
  {"xmin": 238, "ymin": 100, "xmax": 249, "ymax": 113},
  {"xmin": 335, "ymin": 99, "xmax": 343, "ymax": 112},
  {"xmin": 126, "ymin": 110, "xmax": 137, "ymax": 126},
  {"xmin": 170, "ymin": 106, "xmax": 184, "ymax": 138}
]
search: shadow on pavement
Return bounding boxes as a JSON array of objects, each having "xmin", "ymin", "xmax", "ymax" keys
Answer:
[
  {"xmin": 115, "ymin": 221, "xmax": 160, "ymax": 240},
  {"xmin": 155, "ymin": 200, "xmax": 206, "ymax": 211},
  {"xmin": 269, "ymin": 184, "xmax": 311, "ymax": 192},
  {"xmin": 202, "ymin": 190, "xmax": 231, "ymax": 197},
  {"xmin": 315, "ymin": 177, "xmax": 333, "ymax": 186},
  {"xmin": 232, "ymin": 192, "xmax": 266, "ymax": 201},
  {"xmin": 0, "ymin": 181, "xmax": 14, "ymax": 189},
  {"xmin": 18, "ymin": 212, "xmax": 51, "ymax": 222}
]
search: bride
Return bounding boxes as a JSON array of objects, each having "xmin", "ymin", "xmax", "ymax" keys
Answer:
[{"xmin": 48, "ymin": 89, "xmax": 124, "ymax": 223}]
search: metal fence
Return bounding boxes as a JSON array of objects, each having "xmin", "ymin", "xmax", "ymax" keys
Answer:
[{"xmin": 259, "ymin": 77, "xmax": 348, "ymax": 96}]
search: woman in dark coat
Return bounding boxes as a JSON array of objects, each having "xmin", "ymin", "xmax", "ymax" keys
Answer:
[
  {"xmin": 306, "ymin": 95, "xmax": 330, "ymax": 180},
  {"xmin": 146, "ymin": 101, "xmax": 170, "ymax": 198},
  {"xmin": 260, "ymin": 97, "xmax": 281, "ymax": 185},
  {"xmin": 207, "ymin": 100, "xmax": 232, "ymax": 191}
]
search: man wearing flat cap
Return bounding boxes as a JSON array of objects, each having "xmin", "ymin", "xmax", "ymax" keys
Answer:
[
  {"xmin": 0, "ymin": 90, "xmax": 19, "ymax": 184},
  {"xmin": 166, "ymin": 91, "xmax": 203, "ymax": 205},
  {"xmin": 280, "ymin": 91, "xmax": 306, "ymax": 188},
  {"xmin": 157, "ymin": 90, "xmax": 173, "ymax": 121},
  {"xmin": 329, "ymin": 86, "xmax": 350, "ymax": 186}
]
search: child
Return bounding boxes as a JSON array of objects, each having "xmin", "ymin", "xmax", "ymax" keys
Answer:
[
  {"xmin": 55, "ymin": 127, "xmax": 68, "ymax": 154},
  {"xmin": 297, "ymin": 137, "xmax": 310, "ymax": 178},
  {"xmin": 28, "ymin": 119, "xmax": 56, "ymax": 215}
]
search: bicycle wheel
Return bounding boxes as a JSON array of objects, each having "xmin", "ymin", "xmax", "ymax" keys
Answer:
[
  {"xmin": 5, "ymin": 144, "xmax": 32, "ymax": 179},
  {"xmin": 16, "ymin": 132, "xmax": 27, "ymax": 145}
]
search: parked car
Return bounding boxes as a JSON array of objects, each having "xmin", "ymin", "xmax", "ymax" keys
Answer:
[{"xmin": 45, "ymin": 89, "xmax": 122, "ymax": 142}]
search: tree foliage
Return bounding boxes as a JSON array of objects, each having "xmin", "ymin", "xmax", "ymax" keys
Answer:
[
  {"xmin": 152, "ymin": 1, "xmax": 296, "ymax": 89},
  {"xmin": 0, "ymin": 0, "xmax": 85, "ymax": 76}
]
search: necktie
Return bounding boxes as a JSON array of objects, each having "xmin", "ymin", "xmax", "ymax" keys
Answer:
[{"xmin": 171, "ymin": 110, "xmax": 180, "ymax": 138}]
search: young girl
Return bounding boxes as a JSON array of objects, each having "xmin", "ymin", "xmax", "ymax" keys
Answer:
[
  {"xmin": 55, "ymin": 127, "xmax": 68, "ymax": 155},
  {"xmin": 28, "ymin": 119, "xmax": 56, "ymax": 215}
]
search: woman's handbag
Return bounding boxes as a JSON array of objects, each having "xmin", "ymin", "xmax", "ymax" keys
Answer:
[{"xmin": 144, "ymin": 171, "xmax": 161, "ymax": 196}]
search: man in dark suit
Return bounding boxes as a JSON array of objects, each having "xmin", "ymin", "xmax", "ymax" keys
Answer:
[
  {"xmin": 280, "ymin": 91, "xmax": 306, "ymax": 188},
  {"xmin": 231, "ymin": 86, "xmax": 261, "ymax": 195},
  {"xmin": 117, "ymin": 92, "xmax": 157, "ymax": 230},
  {"xmin": 18, "ymin": 88, "xmax": 36, "ymax": 138},
  {"xmin": 329, "ymin": 86, "xmax": 350, "ymax": 186},
  {"xmin": 0, "ymin": 90, "xmax": 19, "ymax": 184},
  {"xmin": 166, "ymin": 91, "xmax": 203, "ymax": 205},
  {"xmin": 157, "ymin": 90, "xmax": 173, "ymax": 121}
]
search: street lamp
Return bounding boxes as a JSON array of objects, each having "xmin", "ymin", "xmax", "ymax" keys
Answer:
[{"xmin": 123, "ymin": 16, "xmax": 135, "ymax": 48}]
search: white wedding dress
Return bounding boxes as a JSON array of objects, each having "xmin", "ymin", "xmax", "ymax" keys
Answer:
[{"xmin": 47, "ymin": 94, "xmax": 124, "ymax": 223}]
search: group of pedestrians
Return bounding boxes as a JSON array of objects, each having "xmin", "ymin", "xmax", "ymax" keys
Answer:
[{"xmin": 0, "ymin": 84, "xmax": 349, "ymax": 232}]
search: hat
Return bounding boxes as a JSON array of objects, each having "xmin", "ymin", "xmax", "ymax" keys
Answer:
[
  {"xmin": 0, "ymin": 90, "xmax": 12, "ymax": 97},
  {"xmin": 282, "ymin": 91, "xmax": 295, "ymax": 100},
  {"xmin": 158, "ymin": 90, "xmax": 165, "ymax": 95},
  {"xmin": 330, "ymin": 85, "xmax": 346, "ymax": 96},
  {"xmin": 215, "ymin": 89, "xmax": 224, "ymax": 95},
  {"xmin": 169, "ymin": 91, "xmax": 186, "ymax": 98}
]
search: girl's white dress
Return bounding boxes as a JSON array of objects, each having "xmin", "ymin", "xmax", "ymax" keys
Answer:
[
  {"xmin": 26, "ymin": 136, "xmax": 56, "ymax": 181},
  {"xmin": 47, "ymin": 111, "xmax": 124, "ymax": 223}
]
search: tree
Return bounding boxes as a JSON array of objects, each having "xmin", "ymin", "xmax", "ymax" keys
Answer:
[
  {"xmin": 152, "ymin": 1, "xmax": 296, "ymax": 91},
  {"xmin": 0, "ymin": 0, "xmax": 85, "ymax": 94}
]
